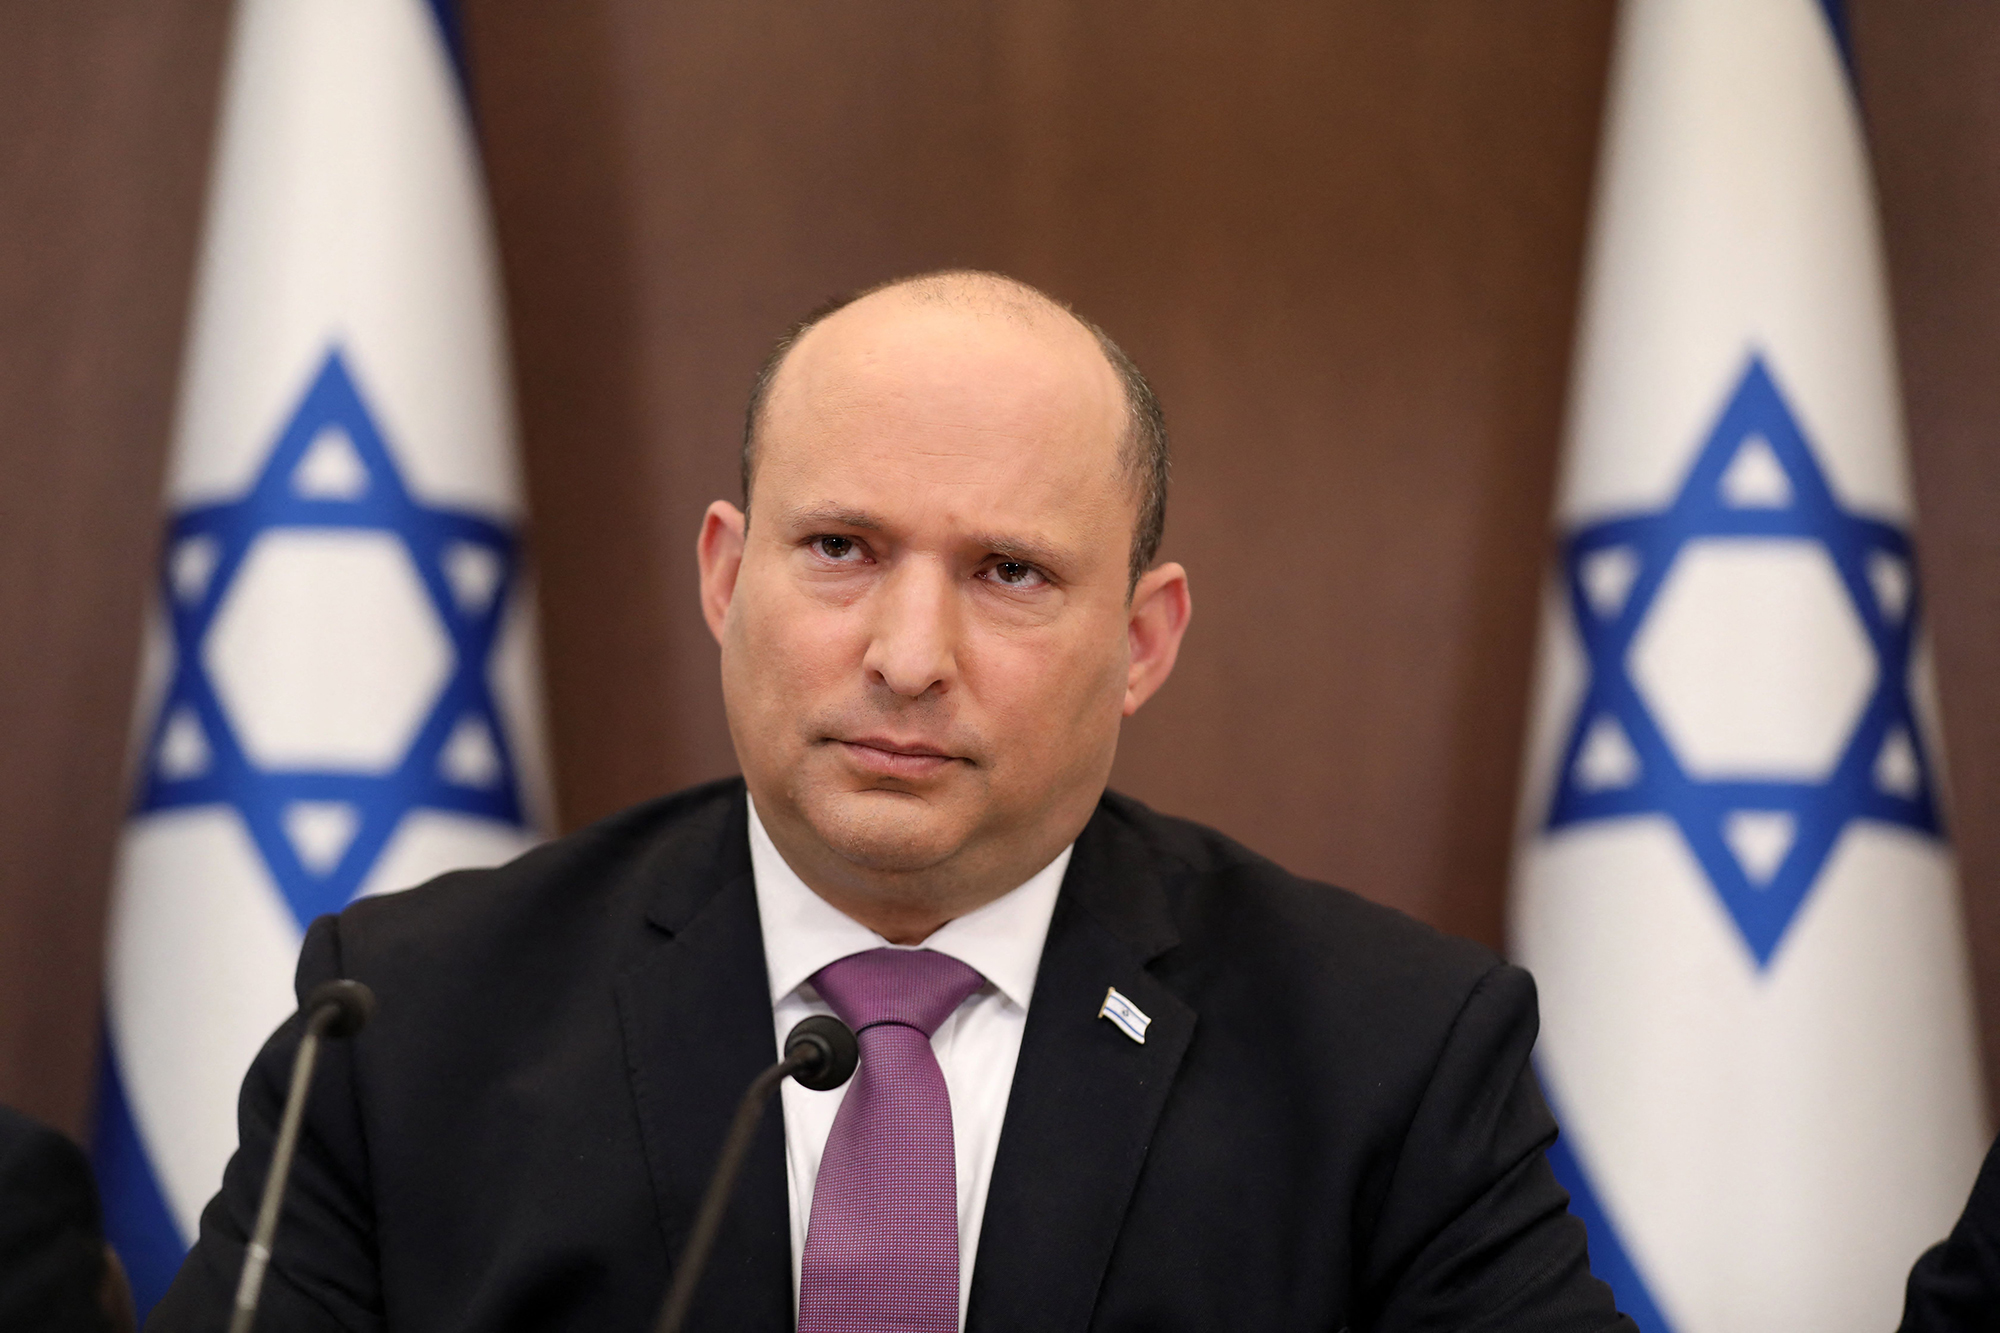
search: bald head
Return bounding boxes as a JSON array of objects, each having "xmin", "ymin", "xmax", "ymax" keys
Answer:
[
  {"xmin": 699, "ymin": 270, "xmax": 1193, "ymax": 937},
  {"xmin": 743, "ymin": 271, "xmax": 1169, "ymax": 587}
]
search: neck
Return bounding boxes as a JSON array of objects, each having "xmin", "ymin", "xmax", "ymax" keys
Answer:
[
  {"xmin": 768, "ymin": 830, "xmax": 1025, "ymax": 945},
  {"xmin": 751, "ymin": 797, "xmax": 1080, "ymax": 945},
  {"xmin": 800, "ymin": 887, "xmax": 961, "ymax": 946}
]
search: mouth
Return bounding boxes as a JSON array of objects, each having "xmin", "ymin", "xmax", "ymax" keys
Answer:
[{"xmin": 829, "ymin": 736, "xmax": 963, "ymax": 781}]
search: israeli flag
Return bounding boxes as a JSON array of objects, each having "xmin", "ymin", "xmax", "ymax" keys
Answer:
[
  {"xmin": 89, "ymin": 0, "xmax": 550, "ymax": 1315},
  {"xmin": 1510, "ymin": 2, "xmax": 1987, "ymax": 1328}
]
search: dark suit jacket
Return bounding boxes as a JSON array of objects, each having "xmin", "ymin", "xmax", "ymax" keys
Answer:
[
  {"xmin": 1901, "ymin": 1130, "xmax": 2000, "ymax": 1332},
  {"xmin": 150, "ymin": 779, "xmax": 1630, "ymax": 1332},
  {"xmin": 0, "ymin": 1104, "xmax": 122, "ymax": 1333}
]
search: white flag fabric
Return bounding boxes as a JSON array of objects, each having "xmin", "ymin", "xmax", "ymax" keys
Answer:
[
  {"xmin": 89, "ymin": 0, "xmax": 551, "ymax": 1315},
  {"xmin": 1510, "ymin": 2, "xmax": 1986, "ymax": 1329}
]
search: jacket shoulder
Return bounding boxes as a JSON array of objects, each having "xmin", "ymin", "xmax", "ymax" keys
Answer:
[
  {"xmin": 1091, "ymin": 789, "xmax": 1504, "ymax": 1009},
  {"xmin": 321, "ymin": 776, "xmax": 747, "ymax": 981}
]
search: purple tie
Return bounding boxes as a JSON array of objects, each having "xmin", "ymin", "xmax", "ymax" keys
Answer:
[{"xmin": 798, "ymin": 947, "xmax": 985, "ymax": 1333}]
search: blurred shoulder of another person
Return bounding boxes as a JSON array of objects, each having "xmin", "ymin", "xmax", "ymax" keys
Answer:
[
  {"xmin": 0, "ymin": 1104, "xmax": 135, "ymax": 1333},
  {"xmin": 1902, "ymin": 1129, "xmax": 2000, "ymax": 1332}
]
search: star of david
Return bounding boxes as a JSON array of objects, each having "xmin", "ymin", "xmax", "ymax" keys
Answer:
[
  {"xmin": 135, "ymin": 347, "xmax": 527, "ymax": 931},
  {"xmin": 1546, "ymin": 353, "xmax": 1943, "ymax": 967}
]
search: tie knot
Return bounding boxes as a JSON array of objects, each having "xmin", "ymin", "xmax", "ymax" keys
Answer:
[{"xmin": 810, "ymin": 947, "xmax": 985, "ymax": 1038}]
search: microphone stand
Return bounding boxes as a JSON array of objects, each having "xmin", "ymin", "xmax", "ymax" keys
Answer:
[
  {"xmin": 652, "ymin": 1015, "xmax": 857, "ymax": 1333},
  {"xmin": 228, "ymin": 979, "xmax": 375, "ymax": 1333}
]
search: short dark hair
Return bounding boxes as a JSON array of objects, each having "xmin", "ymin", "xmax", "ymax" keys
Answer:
[{"xmin": 741, "ymin": 270, "xmax": 1170, "ymax": 590}]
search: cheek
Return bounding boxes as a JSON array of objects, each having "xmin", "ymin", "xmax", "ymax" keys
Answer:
[
  {"xmin": 730, "ymin": 572, "xmax": 863, "ymax": 704},
  {"xmin": 971, "ymin": 623, "xmax": 1128, "ymax": 745}
]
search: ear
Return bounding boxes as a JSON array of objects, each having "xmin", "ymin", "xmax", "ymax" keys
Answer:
[
  {"xmin": 697, "ymin": 500, "xmax": 747, "ymax": 643},
  {"xmin": 1123, "ymin": 561, "xmax": 1191, "ymax": 716}
]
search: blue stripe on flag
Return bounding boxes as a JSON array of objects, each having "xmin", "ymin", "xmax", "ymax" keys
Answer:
[
  {"xmin": 1818, "ymin": 0, "xmax": 1857, "ymax": 88},
  {"xmin": 1546, "ymin": 1128, "xmax": 1674, "ymax": 1333},
  {"xmin": 90, "ymin": 1031, "xmax": 189, "ymax": 1320},
  {"xmin": 426, "ymin": 0, "xmax": 472, "ymax": 102}
]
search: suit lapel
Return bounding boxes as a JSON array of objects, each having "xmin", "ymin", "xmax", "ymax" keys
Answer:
[
  {"xmin": 966, "ymin": 804, "xmax": 1197, "ymax": 1333},
  {"xmin": 613, "ymin": 788, "xmax": 793, "ymax": 1331}
]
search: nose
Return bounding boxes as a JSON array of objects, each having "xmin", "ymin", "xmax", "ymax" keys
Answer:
[{"xmin": 862, "ymin": 558, "xmax": 958, "ymax": 699}]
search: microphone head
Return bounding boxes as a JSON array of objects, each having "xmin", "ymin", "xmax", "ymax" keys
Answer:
[
  {"xmin": 784, "ymin": 1015, "xmax": 859, "ymax": 1092},
  {"xmin": 303, "ymin": 979, "xmax": 376, "ymax": 1040}
]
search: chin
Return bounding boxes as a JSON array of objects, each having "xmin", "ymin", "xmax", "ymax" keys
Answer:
[{"xmin": 807, "ymin": 788, "xmax": 968, "ymax": 874}]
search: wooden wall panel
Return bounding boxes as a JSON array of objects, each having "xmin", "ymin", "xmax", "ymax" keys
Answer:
[
  {"xmin": 0, "ymin": 1, "xmax": 228, "ymax": 1136},
  {"xmin": 1855, "ymin": 0, "xmax": 2000, "ymax": 1110}
]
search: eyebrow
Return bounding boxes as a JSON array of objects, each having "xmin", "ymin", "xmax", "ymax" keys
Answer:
[
  {"xmin": 780, "ymin": 504, "xmax": 884, "ymax": 532},
  {"xmin": 965, "ymin": 531, "xmax": 1072, "ymax": 571},
  {"xmin": 780, "ymin": 504, "xmax": 1075, "ymax": 572}
]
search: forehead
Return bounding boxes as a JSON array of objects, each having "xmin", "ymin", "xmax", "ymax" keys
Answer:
[{"xmin": 754, "ymin": 294, "xmax": 1132, "ymax": 531}]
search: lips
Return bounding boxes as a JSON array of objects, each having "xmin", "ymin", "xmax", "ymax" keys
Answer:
[{"xmin": 831, "ymin": 736, "xmax": 961, "ymax": 780}]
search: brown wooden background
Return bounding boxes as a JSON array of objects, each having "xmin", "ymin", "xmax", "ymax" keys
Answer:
[{"xmin": 5, "ymin": 1, "xmax": 1999, "ymax": 1144}]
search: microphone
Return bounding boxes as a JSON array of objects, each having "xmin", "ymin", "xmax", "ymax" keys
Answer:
[
  {"xmin": 652, "ymin": 1015, "xmax": 860, "ymax": 1333},
  {"xmin": 227, "ymin": 979, "xmax": 376, "ymax": 1333}
]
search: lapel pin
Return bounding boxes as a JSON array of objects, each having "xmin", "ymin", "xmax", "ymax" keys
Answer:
[{"xmin": 1098, "ymin": 986, "xmax": 1152, "ymax": 1044}]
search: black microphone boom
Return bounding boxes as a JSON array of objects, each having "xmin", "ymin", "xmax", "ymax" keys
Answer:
[
  {"xmin": 652, "ymin": 1015, "xmax": 859, "ymax": 1333},
  {"xmin": 228, "ymin": 979, "xmax": 376, "ymax": 1333}
]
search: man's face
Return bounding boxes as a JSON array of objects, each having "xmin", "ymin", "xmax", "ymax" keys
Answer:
[{"xmin": 700, "ymin": 290, "xmax": 1186, "ymax": 921}]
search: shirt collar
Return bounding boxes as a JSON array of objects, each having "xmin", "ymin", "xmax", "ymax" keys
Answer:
[{"xmin": 748, "ymin": 792, "xmax": 1070, "ymax": 1012}]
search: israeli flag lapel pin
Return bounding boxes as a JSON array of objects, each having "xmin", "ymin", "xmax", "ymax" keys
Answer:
[{"xmin": 1098, "ymin": 986, "xmax": 1152, "ymax": 1044}]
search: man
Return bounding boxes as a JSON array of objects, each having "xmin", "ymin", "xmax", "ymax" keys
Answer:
[
  {"xmin": 0, "ymin": 1104, "xmax": 135, "ymax": 1333},
  {"xmin": 151, "ymin": 271, "xmax": 1630, "ymax": 1331},
  {"xmin": 1901, "ymin": 1131, "xmax": 2000, "ymax": 1331}
]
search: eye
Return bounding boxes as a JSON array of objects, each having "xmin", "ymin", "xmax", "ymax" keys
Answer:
[
  {"xmin": 987, "ymin": 559, "xmax": 1048, "ymax": 589},
  {"xmin": 809, "ymin": 535, "xmax": 865, "ymax": 562}
]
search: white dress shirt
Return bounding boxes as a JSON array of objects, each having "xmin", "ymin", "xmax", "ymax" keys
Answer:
[{"xmin": 746, "ymin": 795, "xmax": 1071, "ymax": 1328}]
